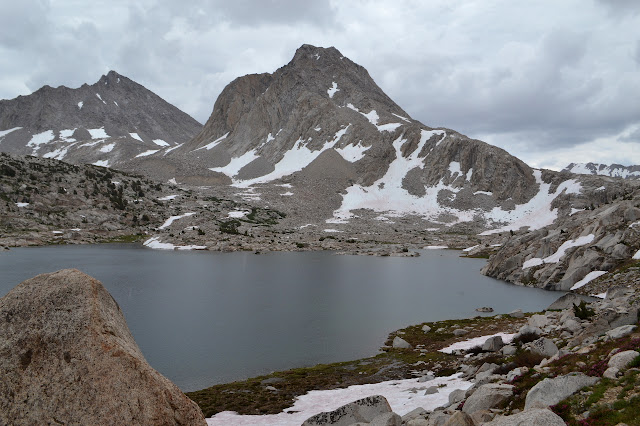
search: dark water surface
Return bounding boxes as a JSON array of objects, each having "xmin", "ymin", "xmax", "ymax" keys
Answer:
[{"xmin": 0, "ymin": 244, "xmax": 563, "ymax": 391}]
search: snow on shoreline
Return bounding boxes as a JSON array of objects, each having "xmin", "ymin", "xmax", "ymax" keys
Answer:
[
  {"xmin": 143, "ymin": 237, "xmax": 206, "ymax": 251},
  {"xmin": 438, "ymin": 333, "xmax": 516, "ymax": 354},
  {"xmin": 207, "ymin": 373, "xmax": 472, "ymax": 426}
]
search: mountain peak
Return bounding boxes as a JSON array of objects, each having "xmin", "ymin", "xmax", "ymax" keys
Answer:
[{"xmin": 292, "ymin": 44, "xmax": 343, "ymax": 62}]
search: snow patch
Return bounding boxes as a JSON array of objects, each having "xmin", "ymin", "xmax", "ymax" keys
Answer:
[
  {"xmin": 196, "ymin": 132, "xmax": 229, "ymax": 151},
  {"xmin": 157, "ymin": 195, "xmax": 178, "ymax": 201},
  {"xmin": 95, "ymin": 93, "xmax": 106, "ymax": 104},
  {"xmin": 463, "ymin": 245, "xmax": 479, "ymax": 252},
  {"xmin": 88, "ymin": 127, "xmax": 109, "ymax": 139},
  {"xmin": 129, "ymin": 132, "xmax": 143, "ymax": 142},
  {"xmin": 633, "ymin": 249, "xmax": 640, "ymax": 260},
  {"xmin": 481, "ymin": 171, "xmax": 583, "ymax": 235},
  {"xmin": 570, "ymin": 271, "xmax": 607, "ymax": 290},
  {"xmin": 59, "ymin": 129, "xmax": 76, "ymax": 142},
  {"xmin": 27, "ymin": 130, "xmax": 55, "ymax": 153},
  {"xmin": 523, "ymin": 234, "xmax": 595, "ymax": 269},
  {"xmin": 424, "ymin": 246, "xmax": 448, "ymax": 249},
  {"xmin": 93, "ymin": 160, "xmax": 109, "ymax": 167},
  {"xmin": 327, "ymin": 81, "xmax": 339, "ymax": 98},
  {"xmin": 135, "ymin": 149, "xmax": 159, "ymax": 158},
  {"xmin": 207, "ymin": 374, "xmax": 472, "ymax": 426},
  {"xmin": 439, "ymin": 333, "xmax": 515, "ymax": 354},
  {"xmin": 158, "ymin": 212, "xmax": 195, "ymax": 229},
  {"xmin": 336, "ymin": 141, "xmax": 370, "ymax": 162},
  {"xmin": 474, "ymin": 191, "xmax": 492, "ymax": 196},
  {"xmin": 77, "ymin": 101, "xmax": 83, "ymax": 109},
  {"xmin": 153, "ymin": 139, "xmax": 170, "ymax": 147},
  {"xmin": 15, "ymin": 202, "xmax": 29, "ymax": 207},
  {"xmin": 347, "ymin": 104, "xmax": 403, "ymax": 132},
  {"xmin": 228, "ymin": 210, "xmax": 249, "ymax": 218},
  {"xmin": 281, "ymin": 192, "xmax": 294, "ymax": 196},
  {"xmin": 43, "ymin": 143, "xmax": 76, "ymax": 160},
  {"xmin": 100, "ymin": 143, "xmax": 115, "ymax": 153},
  {"xmin": 324, "ymin": 229, "xmax": 343, "ymax": 233}
]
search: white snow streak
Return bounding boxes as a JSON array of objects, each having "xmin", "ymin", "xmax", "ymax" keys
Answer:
[
  {"xmin": 346, "ymin": 104, "xmax": 402, "ymax": 132},
  {"xmin": 231, "ymin": 126, "xmax": 351, "ymax": 187},
  {"xmin": 95, "ymin": 93, "xmax": 106, "ymax": 104},
  {"xmin": 164, "ymin": 143, "xmax": 183, "ymax": 155},
  {"xmin": 0, "ymin": 127, "xmax": 22, "ymax": 138},
  {"xmin": 196, "ymin": 132, "xmax": 229, "ymax": 151},
  {"xmin": 93, "ymin": 160, "xmax": 109, "ymax": 167},
  {"xmin": 210, "ymin": 150, "xmax": 259, "ymax": 177},
  {"xmin": 135, "ymin": 149, "xmax": 159, "ymax": 158},
  {"xmin": 157, "ymin": 195, "xmax": 178, "ymax": 201},
  {"xmin": 15, "ymin": 202, "xmax": 29, "ymax": 207},
  {"xmin": 570, "ymin": 271, "xmax": 607, "ymax": 290},
  {"xmin": 153, "ymin": 139, "xmax": 170, "ymax": 147},
  {"xmin": 129, "ymin": 132, "xmax": 143, "ymax": 142},
  {"xmin": 158, "ymin": 212, "xmax": 195, "ymax": 229},
  {"xmin": 77, "ymin": 101, "xmax": 83, "ymax": 109},
  {"xmin": 522, "ymin": 234, "xmax": 595, "ymax": 269},
  {"xmin": 43, "ymin": 143, "xmax": 76, "ymax": 160}
]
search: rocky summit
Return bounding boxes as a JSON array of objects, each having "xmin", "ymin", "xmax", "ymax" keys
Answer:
[
  {"xmin": 0, "ymin": 269, "xmax": 206, "ymax": 425},
  {"xmin": 0, "ymin": 70, "xmax": 202, "ymax": 169}
]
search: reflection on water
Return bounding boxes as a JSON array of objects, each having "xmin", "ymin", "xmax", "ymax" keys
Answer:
[{"xmin": 0, "ymin": 244, "xmax": 563, "ymax": 391}]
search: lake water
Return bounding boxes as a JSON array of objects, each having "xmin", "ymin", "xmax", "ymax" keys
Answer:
[{"xmin": 0, "ymin": 244, "xmax": 563, "ymax": 391}]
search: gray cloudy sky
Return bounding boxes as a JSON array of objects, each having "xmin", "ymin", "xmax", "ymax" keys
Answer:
[{"xmin": 1, "ymin": 0, "xmax": 639, "ymax": 170}]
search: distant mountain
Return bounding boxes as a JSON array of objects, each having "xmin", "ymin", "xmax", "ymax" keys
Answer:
[
  {"xmin": 150, "ymin": 44, "xmax": 608, "ymax": 234},
  {"xmin": 0, "ymin": 71, "xmax": 202, "ymax": 169},
  {"xmin": 563, "ymin": 162, "xmax": 640, "ymax": 179}
]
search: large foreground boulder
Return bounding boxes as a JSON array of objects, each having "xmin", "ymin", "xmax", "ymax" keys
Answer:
[{"xmin": 0, "ymin": 269, "xmax": 206, "ymax": 425}]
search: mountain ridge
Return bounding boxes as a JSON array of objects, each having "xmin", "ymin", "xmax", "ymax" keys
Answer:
[{"xmin": 0, "ymin": 70, "xmax": 202, "ymax": 169}]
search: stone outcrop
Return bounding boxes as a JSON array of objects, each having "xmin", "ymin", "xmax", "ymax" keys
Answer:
[{"xmin": 0, "ymin": 269, "xmax": 206, "ymax": 425}]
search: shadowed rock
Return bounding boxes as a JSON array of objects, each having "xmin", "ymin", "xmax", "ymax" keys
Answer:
[{"xmin": 0, "ymin": 269, "xmax": 206, "ymax": 425}]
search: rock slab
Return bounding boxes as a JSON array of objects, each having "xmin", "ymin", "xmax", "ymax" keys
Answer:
[
  {"xmin": 485, "ymin": 408, "xmax": 565, "ymax": 425},
  {"xmin": 525, "ymin": 373, "xmax": 599, "ymax": 410},
  {"xmin": 0, "ymin": 269, "xmax": 206, "ymax": 425},
  {"xmin": 461, "ymin": 383, "xmax": 513, "ymax": 415},
  {"xmin": 302, "ymin": 395, "xmax": 392, "ymax": 425}
]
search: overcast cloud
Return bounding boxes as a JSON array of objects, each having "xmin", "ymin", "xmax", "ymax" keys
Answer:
[{"xmin": 1, "ymin": 0, "xmax": 638, "ymax": 170}]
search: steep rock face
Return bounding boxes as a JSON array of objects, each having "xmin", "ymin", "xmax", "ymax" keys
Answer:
[
  {"xmin": 0, "ymin": 269, "xmax": 206, "ymax": 425},
  {"xmin": 0, "ymin": 71, "xmax": 202, "ymax": 169},
  {"xmin": 564, "ymin": 162, "xmax": 640, "ymax": 179},
  {"xmin": 482, "ymin": 179, "xmax": 640, "ymax": 290}
]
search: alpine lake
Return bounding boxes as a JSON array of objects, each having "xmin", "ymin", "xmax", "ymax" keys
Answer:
[{"xmin": 0, "ymin": 244, "xmax": 563, "ymax": 391}]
